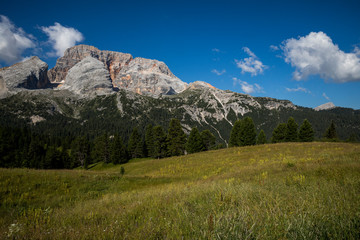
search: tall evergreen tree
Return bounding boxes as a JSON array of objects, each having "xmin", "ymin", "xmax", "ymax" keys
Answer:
[
  {"xmin": 110, "ymin": 135, "xmax": 128, "ymax": 164},
  {"xmin": 324, "ymin": 120, "xmax": 337, "ymax": 140},
  {"xmin": 166, "ymin": 118, "xmax": 187, "ymax": 156},
  {"xmin": 240, "ymin": 117, "xmax": 257, "ymax": 146},
  {"xmin": 128, "ymin": 127, "xmax": 144, "ymax": 158},
  {"xmin": 286, "ymin": 117, "xmax": 298, "ymax": 142},
  {"xmin": 152, "ymin": 125, "xmax": 167, "ymax": 158},
  {"xmin": 71, "ymin": 136, "xmax": 91, "ymax": 168},
  {"xmin": 229, "ymin": 119, "xmax": 242, "ymax": 147},
  {"xmin": 256, "ymin": 129, "xmax": 267, "ymax": 145},
  {"xmin": 145, "ymin": 124, "xmax": 154, "ymax": 157},
  {"xmin": 92, "ymin": 133, "xmax": 110, "ymax": 163},
  {"xmin": 201, "ymin": 130, "xmax": 216, "ymax": 150},
  {"xmin": 186, "ymin": 127, "xmax": 205, "ymax": 154},
  {"xmin": 298, "ymin": 119, "xmax": 314, "ymax": 142},
  {"xmin": 271, "ymin": 123, "xmax": 287, "ymax": 143}
]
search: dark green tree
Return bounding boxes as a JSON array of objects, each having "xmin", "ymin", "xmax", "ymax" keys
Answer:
[
  {"xmin": 152, "ymin": 125, "xmax": 167, "ymax": 158},
  {"xmin": 271, "ymin": 123, "xmax": 287, "ymax": 143},
  {"xmin": 145, "ymin": 124, "xmax": 154, "ymax": 157},
  {"xmin": 128, "ymin": 127, "xmax": 144, "ymax": 158},
  {"xmin": 71, "ymin": 136, "xmax": 91, "ymax": 168},
  {"xmin": 256, "ymin": 129, "xmax": 267, "ymax": 145},
  {"xmin": 110, "ymin": 135, "xmax": 128, "ymax": 164},
  {"xmin": 186, "ymin": 127, "xmax": 205, "ymax": 154},
  {"xmin": 298, "ymin": 119, "xmax": 314, "ymax": 142},
  {"xmin": 324, "ymin": 120, "xmax": 337, "ymax": 140},
  {"xmin": 201, "ymin": 130, "xmax": 216, "ymax": 150},
  {"xmin": 229, "ymin": 119, "xmax": 242, "ymax": 147},
  {"xmin": 92, "ymin": 133, "xmax": 110, "ymax": 163},
  {"xmin": 346, "ymin": 133, "xmax": 358, "ymax": 142},
  {"xmin": 240, "ymin": 117, "xmax": 257, "ymax": 146},
  {"xmin": 286, "ymin": 117, "xmax": 298, "ymax": 142},
  {"xmin": 166, "ymin": 118, "xmax": 187, "ymax": 156}
]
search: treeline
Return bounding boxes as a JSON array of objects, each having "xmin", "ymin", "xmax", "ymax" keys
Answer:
[{"xmin": 228, "ymin": 116, "xmax": 357, "ymax": 147}]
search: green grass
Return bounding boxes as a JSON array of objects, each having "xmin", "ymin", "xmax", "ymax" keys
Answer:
[{"xmin": 1, "ymin": 142, "xmax": 360, "ymax": 239}]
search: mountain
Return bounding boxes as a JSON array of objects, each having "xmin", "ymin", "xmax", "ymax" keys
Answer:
[
  {"xmin": 0, "ymin": 45, "xmax": 359, "ymax": 144},
  {"xmin": 314, "ymin": 102, "xmax": 336, "ymax": 111}
]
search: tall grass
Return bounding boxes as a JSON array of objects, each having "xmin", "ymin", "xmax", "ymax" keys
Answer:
[{"xmin": 1, "ymin": 142, "xmax": 360, "ymax": 239}]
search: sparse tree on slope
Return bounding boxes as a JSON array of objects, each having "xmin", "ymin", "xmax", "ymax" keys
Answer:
[
  {"xmin": 152, "ymin": 125, "xmax": 167, "ymax": 158},
  {"xmin": 286, "ymin": 117, "xmax": 298, "ymax": 142},
  {"xmin": 298, "ymin": 119, "xmax": 314, "ymax": 142},
  {"xmin": 229, "ymin": 119, "xmax": 242, "ymax": 147},
  {"xmin": 240, "ymin": 117, "xmax": 257, "ymax": 146},
  {"xmin": 186, "ymin": 127, "xmax": 205, "ymax": 154},
  {"xmin": 201, "ymin": 130, "xmax": 216, "ymax": 150},
  {"xmin": 271, "ymin": 123, "xmax": 287, "ymax": 143},
  {"xmin": 256, "ymin": 129, "xmax": 267, "ymax": 145},
  {"xmin": 324, "ymin": 120, "xmax": 337, "ymax": 140},
  {"xmin": 166, "ymin": 118, "xmax": 187, "ymax": 156}
]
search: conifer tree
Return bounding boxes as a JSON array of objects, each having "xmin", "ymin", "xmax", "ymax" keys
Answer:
[
  {"xmin": 166, "ymin": 118, "xmax": 187, "ymax": 156},
  {"xmin": 298, "ymin": 119, "xmax": 314, "ymax": 142},
  {"xmin": 240, "ymin": 117, "xmax": 257, "ymax": 146},
  {"xmin": 152, "ymin": 125, "xmax": 167, "ymax": 158},
  {"xmin": 229, "ymin": 119, "xmax": 242, "ymax": 147},
  {"xmin": 201, "ymin": 130, "xmax": 216, "ymax": 150},
  {"xmin": 71, "ymin": 136, "xmax": 91, "ymax": 168},
  {"xmin": 128, "ymin": 127, "xmax": 143, "ymax": 158},
  {"xmin": 145, "ymin": 124, "xmax": 154, "ymax": 157},
  {"xmin": 286, "ymin": 117, "xmax": 298, "ymax": 142},
  {"xmin": 256, "ymin": 129, "xmax": 267, "ymax": 145},
  {"xmin": 110, "ymin": 135, "xmax": 128, "ymax": 164},
  {"xmin": 271, "ymin": 123, "xmax": 287, "ymax": 143},
  {"xmin": 186, "ymin": 127, "xmax": 205, "ymax": 154},
  {"xmin": 324, "ymin": 120, "xmax": 337, "ymax": 140},
  {"xmin": 92, "ymin": 133, "xmax": 110, "ymax": 163}
]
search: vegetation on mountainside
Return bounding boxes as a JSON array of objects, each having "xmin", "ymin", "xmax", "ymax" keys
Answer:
[{"xmin": 1, "ymin": 142, "xmax": 359, "ymax": 239}]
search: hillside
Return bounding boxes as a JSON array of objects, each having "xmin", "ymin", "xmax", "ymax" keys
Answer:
[{"xmin": 1, "ymin": 142, "xmax": 360, "ymax": 239}]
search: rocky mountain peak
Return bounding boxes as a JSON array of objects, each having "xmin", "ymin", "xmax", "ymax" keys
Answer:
[
  {"xmin": 314, "ymin": 102, "xmax": 336, "ymax": 111},
  {"xmin": 0, "ymin": 56, "xmax": 49, "ymax": 97},
  {"xmin": 188, "ymin": 81, "xmax": 217, "ymax": 90}
]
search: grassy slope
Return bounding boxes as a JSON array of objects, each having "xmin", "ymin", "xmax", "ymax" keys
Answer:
[{"xmin": 1, "ymin": 142, "xmax": 360, "ymax": 239}]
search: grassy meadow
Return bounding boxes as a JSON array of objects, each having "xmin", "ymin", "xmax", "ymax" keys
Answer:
[{"xmin": 1, "ymin": 142, "xmax": 360, "ymax": 239}]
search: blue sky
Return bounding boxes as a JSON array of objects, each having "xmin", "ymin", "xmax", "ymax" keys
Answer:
[{"xmin": 1, "ymin": 0, "xmax": 360, "ymax": 109}]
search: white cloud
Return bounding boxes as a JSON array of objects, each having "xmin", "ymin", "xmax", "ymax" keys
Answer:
[
  {"xmin": 41, "ymin": 22, "xmax": 84, "ymax": 57},
  {"xmin": 233, "ymin": 77, "xmax": 263, "ymax": 94},
  {"xmin": 212, "ymin": 48, "xmax": 221, "ymax": 53},
  {"xmin": 285, "ymin": 87, "xmax": 311, "ymax": 93},
  {"xmin": 211, "ymin": 69, "xmax": 226, "ymax": 76},
  {"xmin": 0, "ymin": 15, "xmax": 35, "ymax": 64},
  {"xmin": 235, "ymin": 47, "xmax": 267, "ymax": 76},
  {"xmin": 281, "ymin": 31, "xmax": 360, "ymax": 83},
  {"xmin": 270, "ymin": 45, "xmax": 279, "ymax": 51},
  {"xmin": 322, "ymin": 92, "xmax": 330, "ymax": 100}
]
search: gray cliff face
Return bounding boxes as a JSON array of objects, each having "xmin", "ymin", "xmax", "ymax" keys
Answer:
[
  {"xmin": 114, "ymin": 57, "xmax": 188, "ymax": 96},
  {"xmin": 48, "ymin": 45, "xmax": 133, "ymax": 83},
  {"xmin": 59, "ymin": 57, "xmax": 113, "ymax": 96},
  {"xmin": 314, "ymin": 102, "xmax": 336, "ymax": 111},
  {"xmin": 49, "ymin": 45, "xmax": 187, "ymax": 97},
  {"xmin": 0, "ymin": 56, "xmax": 50, "ymax": 96}
]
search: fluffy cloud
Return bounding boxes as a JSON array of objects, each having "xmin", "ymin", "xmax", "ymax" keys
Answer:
[
  {"xmin": 235, "ymin": 47, "xmax": 267, "ymax": 76},
  {"xmin": 233, "ymin": 77, "xmax": 263, "ymax": 94},
  {"xmin": 285, "ymin": 87, "xmax": 310, "ymax": 93},
  {"xmin": 0, "ymin": 15, "xmax": 35, "ymax": 64},
  {"xmin": 211, "ymin": 69, "xmax": 226, "ymax": 76},
  {"xmin": 41, "ymin": 23, "xmax": 84, "ymax": 57},
  {"xmin": 322, "ymin": 92, "xmax": 330, "ymax": 101},
  {"xmin": 270, "ymin": 45, "xmax": 279, "ymax": 51},
  {"xmin": 281, "ymin": 31, "xmax": 360, "ymax": 83},
  {"xmin": 212, "ymin": 48, "xmax": 221, "ymax": 53}
]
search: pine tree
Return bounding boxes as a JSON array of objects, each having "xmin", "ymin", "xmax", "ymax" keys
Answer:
[
  {"xmin": 186, "ymin": 127, "xmax": 205, "ymax": 154},
  {"xmin": 240, "ymin": 117, "xmax": 257, "ymax": 146},
  {"xmin": 286, "ymin": 117, "xmax": 298, "ymax": 142},
  {"xmin": 201, "ymin": 130, "xmax": 216, "ymax": 150},
  {"xmin": 271, "ymin": 123, "xmax": 287, "ymax": 143},
  {"xmin": 145, "ymin": 124, "xmax": 154, "ymax": 157},
  {"xmin": 128, "ymin": 127, "xmax": 144, "ymax": 158},
  {"xmin": 110, "ymin": 135, "xmax": 128, "ymax": 164},
  {"xmin": 256, "ymin": 129, "xmax": 267, "ymax": 144},
  {"xmin": 324, "ymin": 120, "xmax": 337, "ymax": 140},
  {"xmin": 166, "ymin": 118, "xmax": 187, "ymax": 156},
  {"xmin": 71, "ymin": 136, "xmax": 91, "ymax": 168},
  {"xmin": 152, "ymin": 125, "xmax": 167, "ymax": 158},
  {"xmin": 298, "ymin": 119, "xmax": 314, "ymax": 142},
  {"xmin": 229, "ymin": 119, "xmax": 242, "ymax": 147},
  {"xmin": 92, "ymin": 134, "xmax": 110, "ymax": 163}
]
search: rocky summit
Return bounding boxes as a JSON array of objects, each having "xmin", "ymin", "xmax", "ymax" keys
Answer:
[
  {"xmin": 0, "ymin": 56, "xmax": 50, "ymax": 97},
  {"xmin": 314, "ymin": 102, "xmax": 336, "ymax": 111}
]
